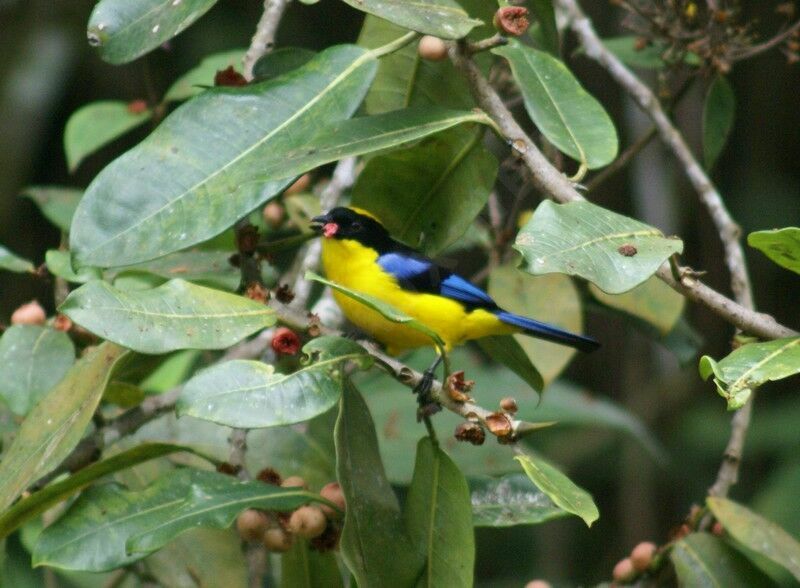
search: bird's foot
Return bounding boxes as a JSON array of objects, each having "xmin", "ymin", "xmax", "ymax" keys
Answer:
[{"xmin": 413, "ymin": 368, "xmax": 442, "ymax": 422}]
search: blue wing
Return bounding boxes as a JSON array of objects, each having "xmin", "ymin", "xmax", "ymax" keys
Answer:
[{"xmin": 377, "ymin": 251, "xmax": 497, "ymax": 309}]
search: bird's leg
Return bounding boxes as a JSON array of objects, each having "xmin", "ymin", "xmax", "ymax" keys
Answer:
[{"xmin": 414, "ymin": 354, "xmax": 444, "ymax": 421}]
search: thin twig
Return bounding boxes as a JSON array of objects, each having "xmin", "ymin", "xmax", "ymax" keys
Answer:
[
  {"xmin": 448, "ymin": 40, "xmax": 795, "ymax": 342},
  {"xmin": 731, "ymin": 19, "xmax": 800, "ymax": 61},
  {"xmin": 242, "ymin": 0, "xmax": 291, "ymax": 80},
  {"xmin": 468, "ymin": 34, "xmax": 509, "ymax": 54}
]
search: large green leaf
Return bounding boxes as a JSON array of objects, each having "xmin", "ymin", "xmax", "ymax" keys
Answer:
[
  {"xmin": 71, "ymin": 45, "xmax": 377, "ymax": 267},
  {"xmin": 21, "ymin": 186, "xmax": 83, "ymax": 232},
  {"xmin": 488, "ymin": 265, "xmax": 582, "ymax": 386},
  {"xmin": 703, "ymin": 75, "xmax": 736, "ymax": 170},
  {"xmin": 0, "ymin": 343, "xmax": 127, "ymax": 513},
  {"xmin": 475, "ymin": 335, "xmax": 543, "ymax": 393},
  {"xmin": 34, "ymin": 469, "xmax": 220, "ymax": 571},
  {"xmin": 113, "ymin": 249, "xmax": 242, "ymax": 291},
  {"xmin": 0, "ymin": 326, "xmax": 75, "ymax": 416},
  {"xmin": 127, "ymin": 473, "xmax": 323, "ymax": 553},
  {"xmin": 87, "ymin": 0, "xmax": 220, "ymax": 64},
  {"xmin": 671, "ymin": 533, "xmax": 775, "ymax": 587},
  {"xmin": 0, "ymin": 444, "xmax": 196, "ymax": 541},
  {"xmin": 340, "ymin": 0, "xmax": 481, "ymax": 39},
  {"xmin": 335, "ymin": 379, "xmax": 421, "ymax": 587},
  {"xmin": 589, "ymin": 275, "xmax": 685, "ymax": 335},
  {"xmin": 253, "ymin": 47, "xmax": 316, "ymax": 82},
  {"xmin": 281, "ymin": 540, "xmax": 344, "ymax": 588},
  {"xmin": 515, "ymin": 200, "xmax": 684, "ymax": 294},
  {"xmin": 707, "ymin": 497, "xmax": 800, "ymax": 582},
  {"xmin": 493, "ymin": 41, "xmax": 618, "ymax": 169},
  {"xmin": 351, "ymin": 126, "xmax": 497, "ymax": 255},
  {"xmin": 405, "ymin": 438, "xmax": 474, "ymax": 587},
  {"xmin": 64, "ymin": 101, "xmax": 151, "ymax": 172},
  {"xmin": 748, "ymin": 227, "xmax": 800, "ymax": 275},
  {"xmin": 0, "ymin": 246, "xmax": 33, "ymax": 273},
  {"xmin": 700, "ymin": 337, "xmax": 800, "ymax": 409},
  {"xmin": 177, "ymin": 336, "xmax": 372, "ymax": 428},
  {"xmin": 164, "ymin": 49, "xmax": 246, "ymax": 102},
  {"xmin": 469, "ymin": 473, "xmax": 567, "ymax": 527},
  {"xmin": 515, "ymin": 454, "xmax": 598, "ymax": 527},
  {"xmin": 59, "ymin": 279, "xmax": 275, "ymax": 354}
]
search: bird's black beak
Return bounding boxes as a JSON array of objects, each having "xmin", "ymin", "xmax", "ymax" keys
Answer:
[{"xmin": 310, "ymin": 214, "xmax": 329, "ymax": 233}]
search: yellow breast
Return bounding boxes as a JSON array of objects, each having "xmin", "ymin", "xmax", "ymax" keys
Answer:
[{"xmin": 320, "ymin": 237, "xmax": 514, "ymax": 355}]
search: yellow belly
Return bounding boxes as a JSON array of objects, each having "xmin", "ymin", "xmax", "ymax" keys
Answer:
[{"xmin": 320, "ymin": 238, "xmax": 515, "ymax": 355}]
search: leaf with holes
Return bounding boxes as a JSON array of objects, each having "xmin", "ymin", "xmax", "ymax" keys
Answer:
[
  {"xmin": 700, "ymin": 337, "xmax": 800, "ymax": 409},
  {"xmin": 87, "ymin": 0, "xmax": 220, "ymax": 64},
  {"xmin": 0, "ymin": 326, "xmax": 75, "ymax": 416},
  {"xmin": 177, "ymin": 336, "xmax": 372, "ymax": 428},
  {"xmin": 515, "ymin": 200, "xmax": 683, "ymax": 294},
  {"xmin": 494, "ymin": 40, "xmax": 618, "ymax": 169},
  {"xmin": 59, "ymin": 279, "xmax": 275, "ymax": 354},
  {"xmin": 748, "ymin": 227, "xmax": 800, "ymax": 275},
  {"xmin": 515, "ymin": 454, "xmax": 598, "ymax": 527},
  {"xmin": 341, "ymin": 0, "xmax": 481, "ymax": 39},
  {"xmin": 470, "ymin": 473, "xmax": 567, "ymax": 527}
]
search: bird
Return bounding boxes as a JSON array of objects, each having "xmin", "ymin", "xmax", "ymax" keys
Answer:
[{"xmin": 311, "ymin": 206, "xmax": 598, "ymax": 409}]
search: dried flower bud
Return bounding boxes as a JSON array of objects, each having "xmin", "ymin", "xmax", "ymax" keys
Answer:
[
  {"xmin": 285, "ymin": 173, "xmax": 312, "ymax": 195},
  {"xmin": 446, "ymin": 370, "xmax": 475, "ymax": 402},
  {"xmin": 53, "ymin": 314, "xmax": 73, "ymax": 332},
  {"xmin": 287, "ymin": 505, "xmax": 327, "ymax": 539},
  {"xmin": 214, "ymin": 65, "xmax": 247, "ymax": 87},
  {"xmin": 127, "ymin": 99, "xmax": 148, "ymax": 114},
  {"xmin": 612, "ymin": 557, "xmax": 636, "ymax": 583},
  {"xmin": 11, "ymin": 301, "xmax": 46, "ymax": 325},
  {"xmin": 454, "ymin": 422, "xmax": 485, "ymax": 445},
  {"xmin": 216, "ymin": 462, "xmax": 241, "ymax": 476},
  {"xmin": 500, "ymin": 397, "xmax": 518, "ymax": 413},
  {"xmin": 275, "ymin": 283, "xmax": 295, "ymax": 304},
  {"xmin": 485, "ymin": 412, "xmax": 513, "ymax": 437},
  {"xmin": 245, "ymin": 282, "xmax": 269, "ymax": 304},
  {"xmin": 418, "ymin": 35, "xmax": 448, "ymax": 61},
  {"xmin": 307, "ymin": 313, "xmax": 322, "ymax": 337},
  {"xmin": 630, "ymin": 541, "xmax": 656, "ymax": 571},
  {"xmin": 263, "ymin": 527, "xmax": 293, "ymax": 552},
  {"xmin": 493, "ymin": 7, "xmax": 530, "ymax": 37},
  {"xmin": 272, "ymin": 327, "xmax": 301, "ymax": 355},
  {"xmin": 256, "ymin": 467, "xmax": 282, "ymax": 486}
]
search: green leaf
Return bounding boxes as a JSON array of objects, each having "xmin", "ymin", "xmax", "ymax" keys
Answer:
[
  {"xmin": 515, "ymin": 200, "xmax": 684, "ymax": 294},
  {"xmin": 252, "ymin": 47, "xmax": 316, "ymax": 82},
  {"xmin": 34, "ymin": 469, "xmax": 221, "ymax": 571},
  {"xmin": 493, "ymin": 41, "xmax": 618, "ymax": 169},
  {"xmin": 0, "ymin": 443, "xmax": 196, "ymax": 542},
  {"xmin": 164, "ymin": 49, "xmax": 246, "ymax": 102},
  {"xmin": 700, "ymin": 337, "xmax": 800, "ymax": 409},
  {"xmin": 45, "ymin": 250, "xmax": 102, "ymax": 284},
  {"xmin": 71, "ymin": 45, "xmax": 377, "ymax": 267},
  {"xmin": 177, "ymin": 336, "xmax": 372, "ymax": 428},
  {"xmin": 476, "ymin": 335, "xmax": 544, "ymax": 393},
  {"xmin": 139, "ymin": 350, "xmax": 200, "ymax": 394},
  {"xmin": 0, "ymin": 326, "xmax": 75, "ymax": 416},
  {"xmin": 113, "ymin": 249, "xmax": 242, "ymax": 291},
  {"xmin": 340, "ymin": 0, "xmax": 482, "ymax": 39},
  {"xmin": 64, "ymin": 101, "xmax": 151, "ymax": 172},
  {"xmin": 671, "ymin": 533, "xmax": 775, "ymax": 587},
  {"xmin": 335, "ymin": 379, "xmax": 421, "ymax": 587},
  {"xmin": 748, "ymin": 227, "xmax": 800, "ymax": 275},
  {"xmin": 103, "ymin": 381, "xmax": 146, "ymax": 407},
  {"xmin": 707, "ymin": 497, "xmax": 800, "ymax": 582},
  {"xmin": 352, "ymin": 126, "xmax": 497, "ymax": 255},
  {"xmin": 488, "ymin": 265, "xmax": 582, "ymax": 386},
  {"xmin": 589, "ymin": 275, "xmax": 685, "ymax": 335},
  {"xmin": 469, "ymin": 473, "xmax": 567, "ymax": 527},
  {"xmin": 59, "ymin": 279, "xmax": 275, "ymax": 354},
  {"xmin": 703, "ymin": 75, "xmax": 735, "ymax": 169},
  {"xmin": 0, "ymin": 246, "xmax": 33, "ymax": 273},
  {"xmin": 514, "ymin": 453, "xmax": 598, "ymax": 527},
  {"xmin": 529, "ymin": 0, "xmax": 559, "ymax": 56},
  {"xmin": 21, "ymin": 186, "xmax": 83, "ymax": 232},
  {"xmin": 87, "ymin": 0, "xmax": 220, "ymax": 64},
  {"xmin": 0, "ymin": 343, "xmax": 127, "ymax": 513},
  {"xmin": 306, "ymin": 271, "xmax": 446, "ymax": 351},
  {"xmin": 281, "ymin": 540, "xmax": 344, "ymax": 588},
  {"xmin": 405, "ymin": 437, "xmax": 474, "ymax": 587},
  {"xmin": 127, "ymin": 471, "xmax": 322, "ymax": 554}
]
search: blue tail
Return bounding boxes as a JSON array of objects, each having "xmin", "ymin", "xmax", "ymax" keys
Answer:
[{"xmin": 495, "ymin": 310, "xmax": 600, "ymax": 353}]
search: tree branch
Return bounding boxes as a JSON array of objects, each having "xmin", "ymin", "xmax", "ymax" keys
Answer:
[{"xmin": 242, "ymin": 0, "xmax": 291, "ymax": 80}]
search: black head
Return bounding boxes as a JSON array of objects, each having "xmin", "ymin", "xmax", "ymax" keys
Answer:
[{"xmin": 311, "ymin": 207, "xmax": 393, "ymax": 252}]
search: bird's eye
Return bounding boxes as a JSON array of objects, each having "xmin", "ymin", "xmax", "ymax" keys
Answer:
[{"xmin": 351, "ymin": 221, "xmax": 362, "ymax": 231}]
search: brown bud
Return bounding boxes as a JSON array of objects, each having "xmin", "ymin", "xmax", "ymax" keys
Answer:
[
  {"xmin": 287, "ymin": 505, "xmax": 327, "ymax": 539},
  {"xmin": 263, "ymin": 527, "xmax": 294, "ymax": 552},
  {"xmin": 493, "ymin": 7, "xmax": 530, "ymax": 36},
  {"xmin": 11, "ymin": 301, "xmax": 46, "ymax": 325},
  {"xmin": 285, "ymin": 173, "xmax": 312, "ymax": 196},
  {"xmin": 262, "ymin": 201, "xmax": 285, "ymax": 228},
  {"xmin": 256, "ymin": 467, "xmax": 282, "ymax": 486},
  {"xmin": 617, "ymin": 243, "xmax": 637, "ymax": 257},
  {"xmin": 274, "ymin": 283, "xmax": 295, "ymax": 304},
  {"xmin": 272, "ymin": 327, "xmax": 301, "ymax": 355},
  {"xmin": 53, "ymin": 314, "xmax": 73, "ymax": 332},
  {"xmin": 307, "ymin": 313, "xmax": 322, "ymax": 337},
  {"xmin": 612, "ymin": 557, "xmax": 636, "ymax": 583},
  {"xmin": 281, "ymin": 475, "xmax": 308, "ymax": 489},
  {"xmin": 418, "ymin": 35, "xmax": 448, "ymax": 61},
  {"xmin": 216, "ymin": 462, "xmax": 241, "ymax": 476},
  {"xmin": 245, "ymin": 282, "xmax": 269, "ymax": 304},
  {"xmin": 446, "ymin": 370, "xmax": 475, "ymax": 402},
  {"xmin": 236, "ymin": 509, "xmax": 269, "ymax": 542},
  {"xmin": 630, "ymin": 541, "xmax": 656, "ymax": 572},
  {"xmin": 454, "ymin": 422, "xmax": 485, "ymax": 445},
  {"xmin": 319, "ymin": 482, "xmax": 346, "ymax": 518},
  {"xmin": 633, "ymin": 37, "xmax": 649, "ymax": 51},
  {"xmin": 127, "ymin": 99, "xmax": 148, "ymax": 114},
  {"xmin": 485, "ymin": 412, "xmax": 513, "ymax": 437},
  {"xmin": 214, "ymin": 65, "xmax": 247, "ymax": 87},
  {"xmin": 500, "ymin": 397, "xmax": 518, "ymax": 413}
]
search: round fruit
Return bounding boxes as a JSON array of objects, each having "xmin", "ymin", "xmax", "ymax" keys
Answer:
[
  {"xmin": 281, "ymin": 475, "xmax": 307, "ymax": 489},
  {"xmin": 263, "ymin": 527, "xmax": 293, "ymax": 552},
  {"xmin": 319, "ymin": 482, "xmax": 346, "ymax": 518},
  {"xmin": 236, "ymin": 509, "xmax": 269, "ymax": 542},
  {"xmin": 287, "ymin": 505, "xmax": 327, "ymax": 539},
  {"xmin": 418, "ymin": 35, "xmax": 448, "ymax": 61},
  {"xmin": 630, "ymin": 541, "xmax": 657, "ymax": 571},
  {"xmin": 11, "ymin": 301, "xmax": 45, "ymax": 325}
]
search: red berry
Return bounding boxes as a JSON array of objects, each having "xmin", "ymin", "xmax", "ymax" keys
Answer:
[{"xmin": 272, "ymin": 327, "xmax": 301, "ymax": 355}]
